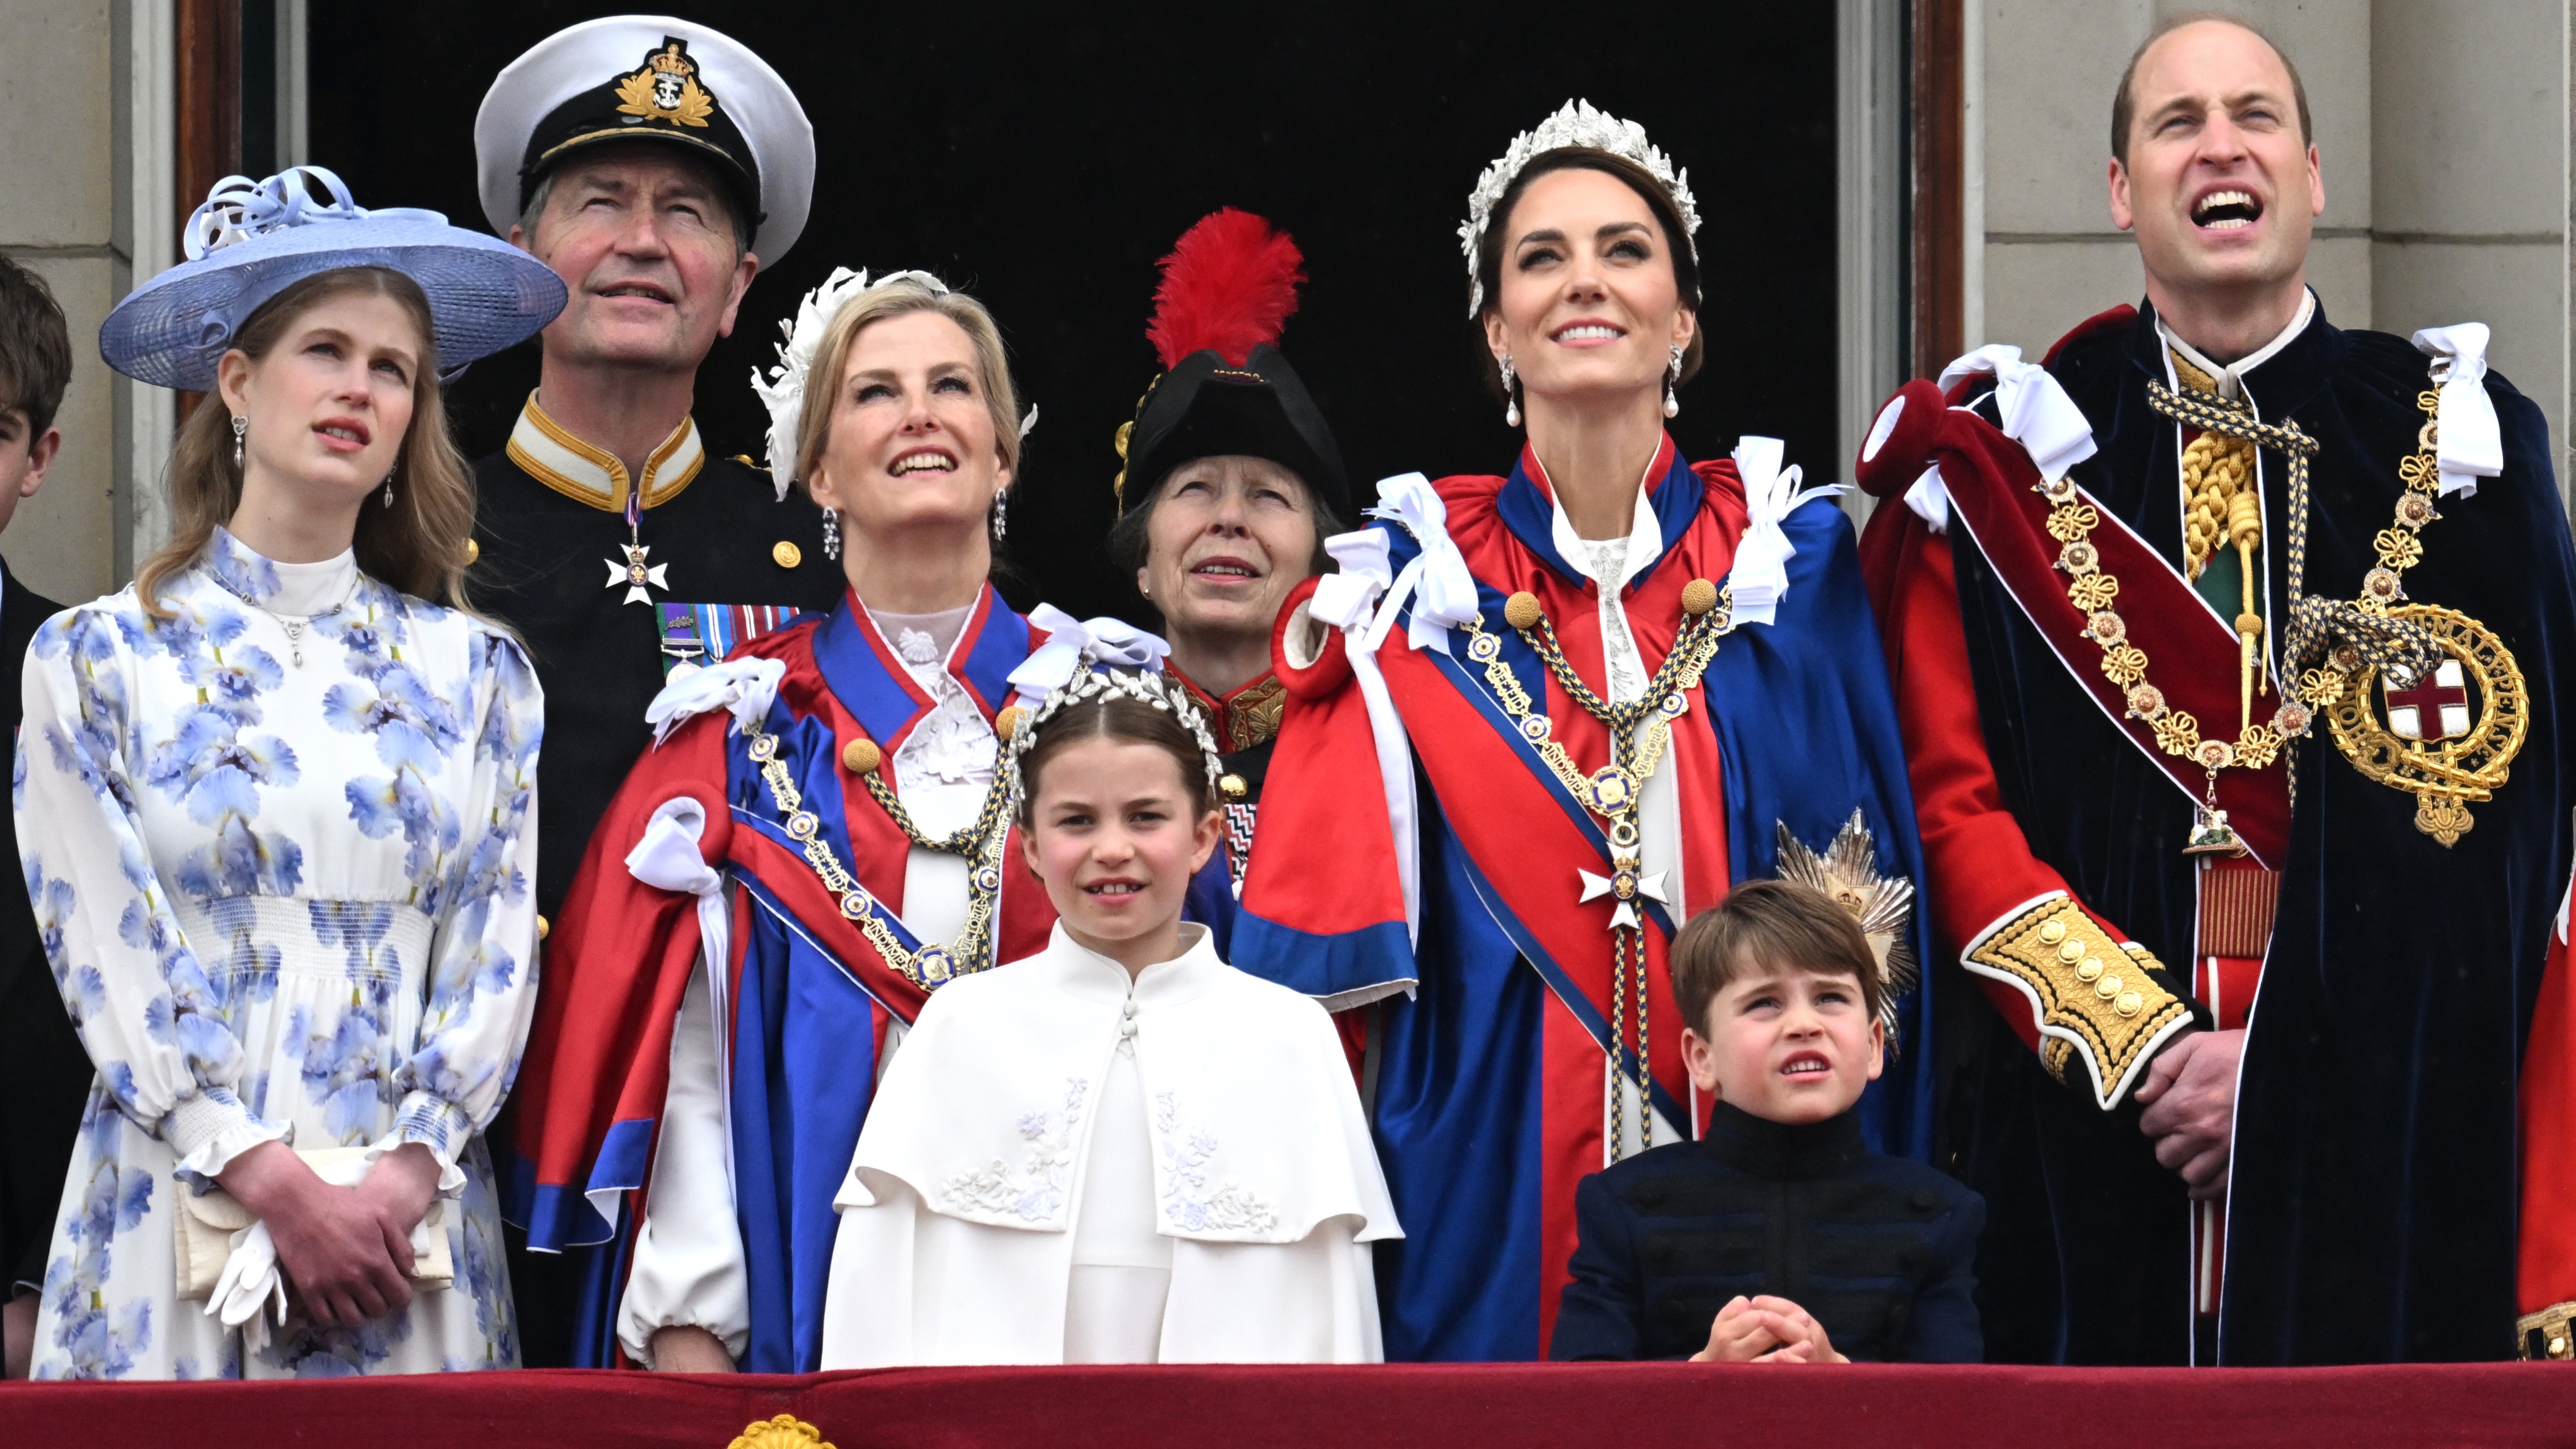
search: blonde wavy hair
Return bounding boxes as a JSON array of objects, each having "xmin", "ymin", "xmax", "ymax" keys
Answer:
[
  {"xmin": 137, "ymin": 266, "xmax": 479, "ymax": 617},
  {"xmin": 791, "ymin": 277, "xmax": 1024, "ymax": 488}
]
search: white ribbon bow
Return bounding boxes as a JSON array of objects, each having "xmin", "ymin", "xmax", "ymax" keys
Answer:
[
  {"xmin": 1360, "ymin": 473, "xmax": 1481, "ymax": 655},
  {"xmin": 643, "ymin": 657, "xmax": 787, "ymax": 746},
  {"xmin": 1008, "ymin": 605, "xmax": 1173, "ymax": 704},
  {"xmin": 1727, "ymin": 435, "xmax": 1849, "ymax": 626},
  {"xmin": 1940, "ymin": 343, "xmax": 2100, "ymax": 482},
  {"xmin": 2412, "ymin": 324, "xmax": 2504, "ymax": 498}
]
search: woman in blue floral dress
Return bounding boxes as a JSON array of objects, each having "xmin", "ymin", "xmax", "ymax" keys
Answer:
[{"xmin": 14, "ymin": 168, "xmax": 563, "ymax": 1378}]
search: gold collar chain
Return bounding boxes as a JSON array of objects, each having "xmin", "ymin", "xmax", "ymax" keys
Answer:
[
  {"xmin": 2051, "ymin": 369, "xmax": 2472, "ymax": 850},
  {"xmin": 743, "ymin": 723, "xmax": 1010, "ymax": 988},
  {"xmin": 1463, "ymin": 576, "xmax": 1732, "ymax": 1160}
]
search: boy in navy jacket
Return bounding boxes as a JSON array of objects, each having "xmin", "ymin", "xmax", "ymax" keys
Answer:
[{"xmin": 1552, "ymin": 881, "xmax": 1983, "ymax": 1363}]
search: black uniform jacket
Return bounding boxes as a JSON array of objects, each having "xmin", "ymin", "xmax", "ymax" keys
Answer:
[
  {"xmin": 1551, "ymin": 1102, "xmax": 1984, "ymax": 1363},
  {"xmin": 1935, "ymin": 303, "xmax": 2576, "ymax": 1364},
  {"xmin": 1, "ymin": 556, "xmax": 84, "ymax": 1292},
  {"xmin": 469, "ymin": 446, "xmax": 842, "ymax": 923}
]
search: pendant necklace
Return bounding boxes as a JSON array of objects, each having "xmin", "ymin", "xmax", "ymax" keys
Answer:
[
  {"xmin": 605, "ymin": 486, "xmax": 668, "ymax": 605},
  {"xmin": 255, "ymin": 575, "xmax": 359, "ymax": 669},
  {"xmin": 1461, "ymin": 574, "xmax": 1734, "ymax": 1162}
]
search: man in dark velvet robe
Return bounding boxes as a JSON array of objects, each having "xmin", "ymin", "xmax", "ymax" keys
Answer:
[{"xmin": 1854, "ymin": 16, "xmax": 2576, "ymax": 1365}]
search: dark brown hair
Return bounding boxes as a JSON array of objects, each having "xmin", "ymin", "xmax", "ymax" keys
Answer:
[
  {"xmin": 1014, "ymin": 692, "xmax": 1217, "ymax": 827},
  {"xmin": 1471, "ymin": 147, "xmax": 1705, "ymax": 399},
  {"xmin": 1670, "ymin": 880, "xmax": 1882, "ymax": 1038},
  {"xmin": 0, "ymin": 254, "xmax": 72, "ymax": 437},
  {"xmin": 2111, "ymin": 13, "xmax": 2311, "ymax": 166},
  {"xmin": 136, "ymin": 266, "xmax": 480, "ymax": 617}
]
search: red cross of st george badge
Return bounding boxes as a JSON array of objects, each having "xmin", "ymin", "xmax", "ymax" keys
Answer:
[{"xmin": 2386, "ymin": 658, "xmax": 2472, "ymax": 742}]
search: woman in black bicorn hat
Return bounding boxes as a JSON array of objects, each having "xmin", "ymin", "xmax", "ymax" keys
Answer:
[{"xmin": 1103, "ymin": 210, "xmax": 1350, "ymax": 908}]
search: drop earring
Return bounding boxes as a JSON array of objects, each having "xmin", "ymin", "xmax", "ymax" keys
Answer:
[
  {"xmin": 1664, "ymin": 345, "xmax": 1684, "ymax": 420},
  {"xmin": 989, "ymin": 486, "xmax": 1009, "ymax": 543},
  {"xmin": 231, "ymin": 415, "xmax": 247, "ymax": 469},
  {"xmin": 1498, "ymin": 354, "xmax": 1521, "ymax": 428},
  {"xmin": 381, "ymin": 473, "xmax": 395, "ymax": 508},
  {"xmin": 820, "ymin": 506, "xmax": 841, "ymax": 561}
]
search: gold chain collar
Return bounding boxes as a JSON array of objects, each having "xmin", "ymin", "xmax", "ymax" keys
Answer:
[
  {"xmin": 742, "ymin": 723, "xmax": 1013, "ymax": 989},
  {"xmin": 1464, "ymin": 576, "xmax": 1734, "ymax": 1160}
]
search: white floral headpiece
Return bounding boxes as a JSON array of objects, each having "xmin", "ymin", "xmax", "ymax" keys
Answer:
[
  {"xmin": 749, "ymin": 266, "xmax": 1038, "ymax": 503},
  {"xmin": 1459, "ymin": 99, "xmax": 1701, "ymax": 317},
  {"xmin": 1006, "ymin": 667, "xmax": 1226, "ymax": 807}
]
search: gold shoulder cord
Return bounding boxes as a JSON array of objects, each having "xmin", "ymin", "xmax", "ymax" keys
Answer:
[{"xmin": 740, "ymin": 722, "xmax": 1013, "ymax": 988}]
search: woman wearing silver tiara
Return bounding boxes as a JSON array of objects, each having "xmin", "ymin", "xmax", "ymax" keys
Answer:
[
  {"xmin": 819, "ymin": 667, "xmax": 1394, "ymax": 1366},
  {"xmin": 18, "ymin": 168, "xmax": 561, "ymax": 1378},
  {"xmin": 1234, "ymin": 103, "xmax": 1936, "ymax": 1360},
  {"xmin": 510, "ymin": 268, "xmax": 1153, "ymax": 1373}
]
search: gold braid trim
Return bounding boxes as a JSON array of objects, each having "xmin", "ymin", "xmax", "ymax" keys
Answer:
[
  {"xmin": 2518, "ymin": 1302, "xmax": 2576, "ymax": 1360},
  {"xmin": 2171, "ymin": 352, "xmax": 2260, "ymax": 580},
  {"xmin": 1962, "ymin": 896, "xmax": 2194, "ymax": 1110}
]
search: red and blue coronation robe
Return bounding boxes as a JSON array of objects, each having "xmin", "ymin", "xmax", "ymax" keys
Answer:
[
  {"xmin": 1234, "ymin": 438, "xmax": 1934, "ymax": 1361},
  {"xmin": 502, "ymin": 587, "xmax": 1056, "ymax": 1371}
]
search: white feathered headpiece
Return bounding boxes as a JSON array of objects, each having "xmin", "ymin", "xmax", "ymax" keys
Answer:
[
  {"xmin": 1459, "ymin": 99, "xmax": 1701, "ymax": 318},
  {"xmin": 748, "ymin": 266, "xmax": 1038, "ymax": 502}
]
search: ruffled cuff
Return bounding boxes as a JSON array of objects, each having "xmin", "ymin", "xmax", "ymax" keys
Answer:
[
  {"xmin": 162, "ymin": 1088, "xmax": 290, "ymax": 1189},
  {"xmin": 374, "ymin": 1092, "xmax": 476, "ymax": 1196}
]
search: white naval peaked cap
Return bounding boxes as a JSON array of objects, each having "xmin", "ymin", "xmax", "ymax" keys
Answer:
[{"xmin": 474, "ymin": 15, "xmax": 815, "ymax": 265}]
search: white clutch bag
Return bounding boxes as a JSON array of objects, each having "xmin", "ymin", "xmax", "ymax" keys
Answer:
[{"xmin": 175, "ymin": 1145, "xmax": 454, "ymax": 1302}]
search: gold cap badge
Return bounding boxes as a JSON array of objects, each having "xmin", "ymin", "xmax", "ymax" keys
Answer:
[{"xmin": 614, "ymin": 40, "xmax": 715, "ymax": 129}]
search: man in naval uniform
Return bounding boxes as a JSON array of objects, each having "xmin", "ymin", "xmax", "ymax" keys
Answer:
[
  {"xmin": 470, "ymin": 16, "xmax": 842, "ymax": 1368},
  {"xmin": 470, "ymin": 16, "xmax": 842, "ymax": 933},
  {"xmin": 1854, "ymin": 15, "xmax": 2576, "ymax": 1365}
]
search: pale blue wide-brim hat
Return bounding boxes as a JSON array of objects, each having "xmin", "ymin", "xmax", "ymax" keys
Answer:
[{"xmin": 101, "ymin": 166, "xmax": 568, "ymax": 391}]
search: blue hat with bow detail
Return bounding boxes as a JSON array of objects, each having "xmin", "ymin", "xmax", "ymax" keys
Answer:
[{"xmin": 100, "ymin": 167, "xmax": 568, "ymax": 391}]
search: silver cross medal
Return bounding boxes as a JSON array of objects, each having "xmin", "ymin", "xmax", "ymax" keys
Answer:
[
  {"xmin": 1578, "ymin": 857, "xmax": 1670, "ymax": 931},
  {"xmin": 606, "ymin": 542, "xmax": 667, "ymax": 605},
  {"xmin": 606, "ymin": 490, "xmax": 666, "ymax": 605}
]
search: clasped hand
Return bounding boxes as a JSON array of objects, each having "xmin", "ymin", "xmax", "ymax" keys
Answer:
[
  {"xmin": 2133, "ymin": 1027, "xmax": 2243, "ymax": 1200},
  {"xmin": 215, "ymin": 1140, "xmax": 440, "ymax": 1328},
  {"xmin": 1691, "ymin": 1294, "xmax": 1849, "ymax": 1364}
]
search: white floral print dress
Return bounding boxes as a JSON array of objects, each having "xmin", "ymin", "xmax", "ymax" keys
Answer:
[{"xmin": 14, "ymin": 528, "xmax": 543, "ymax": 1379}]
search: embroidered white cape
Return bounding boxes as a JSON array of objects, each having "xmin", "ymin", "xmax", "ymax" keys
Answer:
[{"xmin": 819, "ymin": 924, "xmax": 1398, "ymax": 1366}]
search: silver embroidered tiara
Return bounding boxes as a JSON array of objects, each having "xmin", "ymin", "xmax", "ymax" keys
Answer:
[
  {"xmin": 1459, "ymin": 98, "xmax": 1701, "ymax": 317},
  {"xmin": 1006, "ymin": 667, "xmax": 1226, "ymax": 804}
]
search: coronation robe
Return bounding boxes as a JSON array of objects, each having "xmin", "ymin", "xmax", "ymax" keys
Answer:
[
  {"xmin": 1234, "ymin": 437, "xmax": 1935, "ymax": 1361},
  {"xmin": 503, "ymin": 587, "xmax": 1055, "ymax": 1371},
  {"xmin": 820, "ymin": 923, "xmax": 1396, "ymax": 1366},
  {"xmin": 1856, "ymin": 299, "xmax": 2576, "ymax": 1363}
]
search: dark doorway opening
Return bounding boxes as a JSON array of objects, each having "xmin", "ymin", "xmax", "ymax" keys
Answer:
[{"xmin": 311, "ymin": 2, "xmax": 1840, "ymax": 622}]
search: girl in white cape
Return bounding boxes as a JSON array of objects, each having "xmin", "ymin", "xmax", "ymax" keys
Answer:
[{"xmin": 819, "ymin": 667, "xmax": 1398, "ymax": 1366}]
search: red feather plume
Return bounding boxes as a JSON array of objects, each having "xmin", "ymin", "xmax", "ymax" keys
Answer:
[{"xmin": 1146, "ymin": 208, "xmax": 1305, "ymax": 370}]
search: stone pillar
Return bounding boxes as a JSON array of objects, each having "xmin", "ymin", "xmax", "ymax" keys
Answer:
[{"xmin": 0, "ymin": 1, "xmax": 119, "ymax": 605}]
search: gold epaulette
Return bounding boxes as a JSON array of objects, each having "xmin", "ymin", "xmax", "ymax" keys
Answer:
[
  {"xmin": 2519, "ymin": 1302, "xmax": 2576, "ymax": 1360},
  {"xmin": 1963, "ymin": 895, "xmax": 2194, "ymax": 1109}
]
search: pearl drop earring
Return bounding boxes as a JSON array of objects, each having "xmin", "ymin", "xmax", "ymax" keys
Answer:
[{"xmin": 1499, "ymin": 354, "xmax": 1521, "ymax": 428}]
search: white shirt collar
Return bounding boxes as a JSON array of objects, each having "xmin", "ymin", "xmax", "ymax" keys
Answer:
[
  {"xmin": 1541, "ymin": 452, "xmax": 1667, "ymax": 592},
  {"xmin": 504, "ymin": 391, "xmax": 705, "ymax": 512},
  {"xmin": 2158, "ymin": 289, "xmax": 2315, "ymax": 401}
]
